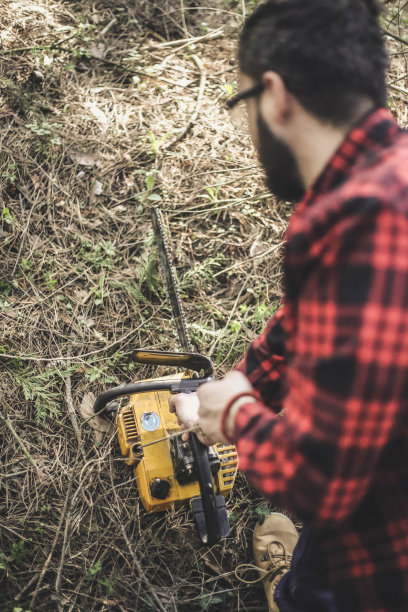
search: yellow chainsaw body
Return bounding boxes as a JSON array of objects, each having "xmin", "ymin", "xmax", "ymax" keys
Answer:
[{"xmin": 116, "ymin": 373, "xmax": 238, "ymax": 512}]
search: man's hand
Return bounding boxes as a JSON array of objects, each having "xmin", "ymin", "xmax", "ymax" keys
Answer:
[
  {"xmin": 168, "ymin": 392, "xmax": 202, "ymax": 441},
  {"xmin": 196, "ymin": 371, "xmax": 254, "ymax": 444},
  {"xmin": 169, "ymin": 371, "xmax": 255, "ymax": 445}
]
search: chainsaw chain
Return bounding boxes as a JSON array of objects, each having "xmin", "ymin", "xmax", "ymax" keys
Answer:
[{"xmin": 152, "ymin": 206, "xmax": 193, "ymax": 353}]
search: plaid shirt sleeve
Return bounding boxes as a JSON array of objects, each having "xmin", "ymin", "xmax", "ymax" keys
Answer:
[
  {"xmin": 231, "ymin": 198, "xmax": 408, "ymax": 527},
  {"xmin": 235, "ymin": 307, "xmax": 286, "ymax": 413}
]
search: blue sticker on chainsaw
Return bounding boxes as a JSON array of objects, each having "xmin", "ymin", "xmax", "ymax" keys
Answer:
[{"xmin": 141, "ymin": 411, "xmax": 160, "ymax": 431}]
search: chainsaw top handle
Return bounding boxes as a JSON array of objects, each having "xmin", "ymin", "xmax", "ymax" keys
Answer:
[
  {"xmin": 132, "ymin": 349, "xmax": 213, "ymax": 377},
  {"xmin": 93, "ymin": 377, "xmax": 213, "ymax": 416}
]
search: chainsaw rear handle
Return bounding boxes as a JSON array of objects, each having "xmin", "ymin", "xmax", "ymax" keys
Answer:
[
  {"xmin": 93, "ymin": 377, "xmax": 213, "ymax": 416},
  {"xmin": 190, "ymin": 433, "xmax": 221, "ymax": 545}
]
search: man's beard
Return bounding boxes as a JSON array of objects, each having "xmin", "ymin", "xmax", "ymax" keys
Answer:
[{"xmin": 257, "ymin": 114, "xmax": 305, "ymax": 203}]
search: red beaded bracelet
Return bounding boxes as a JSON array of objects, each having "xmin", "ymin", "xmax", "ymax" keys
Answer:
[{"xmin": 220, "ymin": 391, "xmax": 258, "ymax": 442}]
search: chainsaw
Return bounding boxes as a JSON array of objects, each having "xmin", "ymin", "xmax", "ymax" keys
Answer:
[{"xmin": 93, "ymin": 207, "xmax": 238, "ymax": 545}]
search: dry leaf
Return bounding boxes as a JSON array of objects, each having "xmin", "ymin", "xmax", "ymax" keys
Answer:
[
  {"xmin": 92, "ymin": 180, "xmax": 103, "ymax": 195},
  {"xmin": 86, "ymin": 102, "xmax": 108, "ymax": 126},
  {"xmin": 74, "ymin": 289, "xmax": 92, "ymax": 305},
  {"xmin": 89, "ymin": 42, "xmax": 106, "ymax": 60},
  {"xmin": 249, "ymin": 239, "xmax": 267, "ymax": 257},
  {"xmin": 90, "ymin": 13, "xmax": 102, "ymax": 24},
  {"xmin": 43, "ymin": 54, "xmax": 53, "ymax": 66},
  {"xmin": 80, "ymin": 392, "xmax": 114, "ymax": 443},
  {"xmin": 70, "ymin": 151, "xmax": 98, "ymax": 167},
  {"xmin": 32, "ymin": 174, "xmax": 41, "ymax": 188}
]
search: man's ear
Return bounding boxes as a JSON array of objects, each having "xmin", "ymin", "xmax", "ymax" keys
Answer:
[{"xmin": 260, "ymin": 71, "xmax": 293, "ymax": 127}]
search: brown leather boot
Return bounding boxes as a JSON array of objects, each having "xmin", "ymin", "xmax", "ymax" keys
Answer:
[{"xmin": 253, "ymin": 513, "xmax": 299, "ymax": 612}]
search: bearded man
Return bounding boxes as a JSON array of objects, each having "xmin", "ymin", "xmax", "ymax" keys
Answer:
[{"xmin": 170, "ymin": 1, "xmax": 408, "ymax": 611}]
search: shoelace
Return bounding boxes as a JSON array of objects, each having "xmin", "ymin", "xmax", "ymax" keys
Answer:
[{"xmin": 235, "ymin": 540, "xmax": 293, "ymax": 585}]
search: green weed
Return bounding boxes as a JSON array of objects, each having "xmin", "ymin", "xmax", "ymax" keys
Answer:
[
  {"xmin": 79, "ymin": 238, "xmax": 118, "ymax": 271},
  {"xmin": 20, "ymin": 258, "xmax": 33, "ymax": 273},
  {"xmin": 180, "ymin": 255, "xmax": 225, "ymax": 291},
  {"xmin": 0, "ymin": 280, "xmax": 17, "ymax": 309},
  {"xmin": 133, "ymin": 172, "xmax": 163, "ymax": 208},
  {"xmin": 25, "ymin": 120, "xmax": 61, "ymax": 155},
  {"xmin": 131, "ymin": 246, "xmax": 163, "ymax": 298},
  {"xmin": 0, "ymin": 551, "xmax": 7, "ymax": 570},
  {"xmin": 34, "ymin": 522, "xmax": 46, "ymax": 536},
  {"xmin": 11, "ymin": 540, "xmax": 29, "ymax": 564},
  {"xmin": 43, "ymin": 270, "xmax": 57, "ymax": 291},
  {"xmin": 2, "ymin": 163, "xmax": 17, "ymax": 184},
  {"xmin": 84, "ymin": 352, "xmax": 123, "ymax": 383},
  {"xmin": 13, "ymin": 365, "xmax": 67, "ymax": 423},
  {"xmin": 92, "ymin": 274, "xmax": 110, "ymax": 306},
  {"xmin": 110, "ymin": 279, "xmax": 147, "ymax": 304},
  {"xmin": 198, "ymin": 586, "xmax": 233, "ymax": 610},
  {"xmin": 88, "ymin": 560, "xmax": 102, "ymax": 576},
  {"xmin": 56, "ymin": 293, "xmax": 73, "ymax": 310},
  {"xmin": 146, "ymin": 129, "xmax": 171, "ymax": 159},
  {"xmin": 198, "ymin": 178, "xmax": 226, "ymax": 204},
  {"xmin": 1, "ymin": 207, "xmax": 15, "ymax": 225},
  {"xmin": 87, "ymin": 559, "xmax": 115, "ymax": 595}
]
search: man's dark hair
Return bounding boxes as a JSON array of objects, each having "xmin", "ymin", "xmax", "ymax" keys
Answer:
[{"xmin": 239, "ymin": 0, "xmax": 387, "ymax": 125}]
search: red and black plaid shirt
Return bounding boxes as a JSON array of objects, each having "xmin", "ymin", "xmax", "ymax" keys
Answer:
[{"xmin": 233, "ymin": 108, "xmax": 408, "ymax": 612}]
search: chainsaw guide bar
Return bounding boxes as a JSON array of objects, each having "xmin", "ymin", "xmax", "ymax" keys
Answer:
[{"xmin": 152, "ymin": 205, "xmax": 193, "ymax": 353}]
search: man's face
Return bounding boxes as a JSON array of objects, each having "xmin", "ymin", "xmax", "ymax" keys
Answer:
[{"xmin": 238, "ymin": 73, "xmax": 305, "ymax": 203}]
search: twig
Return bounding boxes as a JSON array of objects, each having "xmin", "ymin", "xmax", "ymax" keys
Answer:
[
  {"xmin": 29, "ymin": 456, "xmax": 78, "ymax": 609},
  {"xmin": 169, "ymin": 191, "xmax": 271, "ymax": 217},
  {"xmin": 162, "ymin": 54, "xmax": 206, "ymax": 152},
  {"xmin": 1, "ymin": 40, "xmax": 191, "ymax": 89},
  {"xmin": 383, "ymin": 29, "xmax": 408, "ymax": 47},
  {"xmin": 208, "ymin": 279, "xmax": 248, "ymax": 358},
  {"xmin": 150, "ymin": 27, "xmax": 223, "ymax": 49},
  {"xmin": 83, "ymin": 52, "xmax": 190, "ymax": 87},
  {"xmin": 119, "ymin": 522, "xmax": 169, "ymax": 612},
  {"xmin": 389, "ymin": 83, "xmax": 408, "ymax": 96},
  {"xmin": 389, "ymin": 71, "xmax": 408, "ymax": 85},
  {"xmin": 0, "ymin": 34, "xmax": 76, "ymax": 56},
  {"xmin": 0, "ymin": 310, "xmax": 158, "ymax": 362},
  {"xmin": 54, "ymin": 486, "xmax": 76, "ymax": 596},
  {"xmin": 214, "ymin": 241, "xmax": 285, "ymax": 278},
  {"xmin": 108, "ymin": 456, "xmax": 169, "ymax": 612},
  {"xmin": 12, "ymin": 185, "xmax": 40, "ymax": 276},
  {"xmin": 0, "ymin": 411, "xmax": 39, "ymax": 472},
  {"xmin": 99, "ymin": 18, "xmax": 117, "ymax": 37},
  {"xmin": 65, "ymin": 371, "xmax": 87, "ymax": 461},
  {"xmin": 14, "ymin": 574, "xmax": 38, "ymax": 602}
]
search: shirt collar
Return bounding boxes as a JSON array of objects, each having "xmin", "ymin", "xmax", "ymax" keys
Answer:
[{"xmin": 299, "ymin": 107, "xmax": 399, "ymax": 210}]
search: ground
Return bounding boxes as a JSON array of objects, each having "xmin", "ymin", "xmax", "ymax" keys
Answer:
[{"xmin": 0, "ymin": 1, "xmax": 407, "ymax": 611}]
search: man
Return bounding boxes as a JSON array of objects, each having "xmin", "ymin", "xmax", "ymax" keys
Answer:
[{"xmin": 170, "ymin": 1, "xmax": 408, "ymax": 610}]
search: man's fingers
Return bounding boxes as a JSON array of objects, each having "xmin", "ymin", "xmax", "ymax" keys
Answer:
[
  {"xmin": 168, "ymin": 392, "xmax": 200, "ymax": 434},
  {"xmin": 168, "ymin": 393, "xmax": 186, "ymax": 413}
]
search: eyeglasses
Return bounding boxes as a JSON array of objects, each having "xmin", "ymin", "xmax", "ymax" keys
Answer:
[{"xmin": 226, "ymin": 83, "xmax": 264, "ymax": 109}]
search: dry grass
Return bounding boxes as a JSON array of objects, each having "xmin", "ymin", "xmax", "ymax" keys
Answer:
[{"xmin": 0, "ymin": 1, "xmax": 407, "ymax": 610}]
